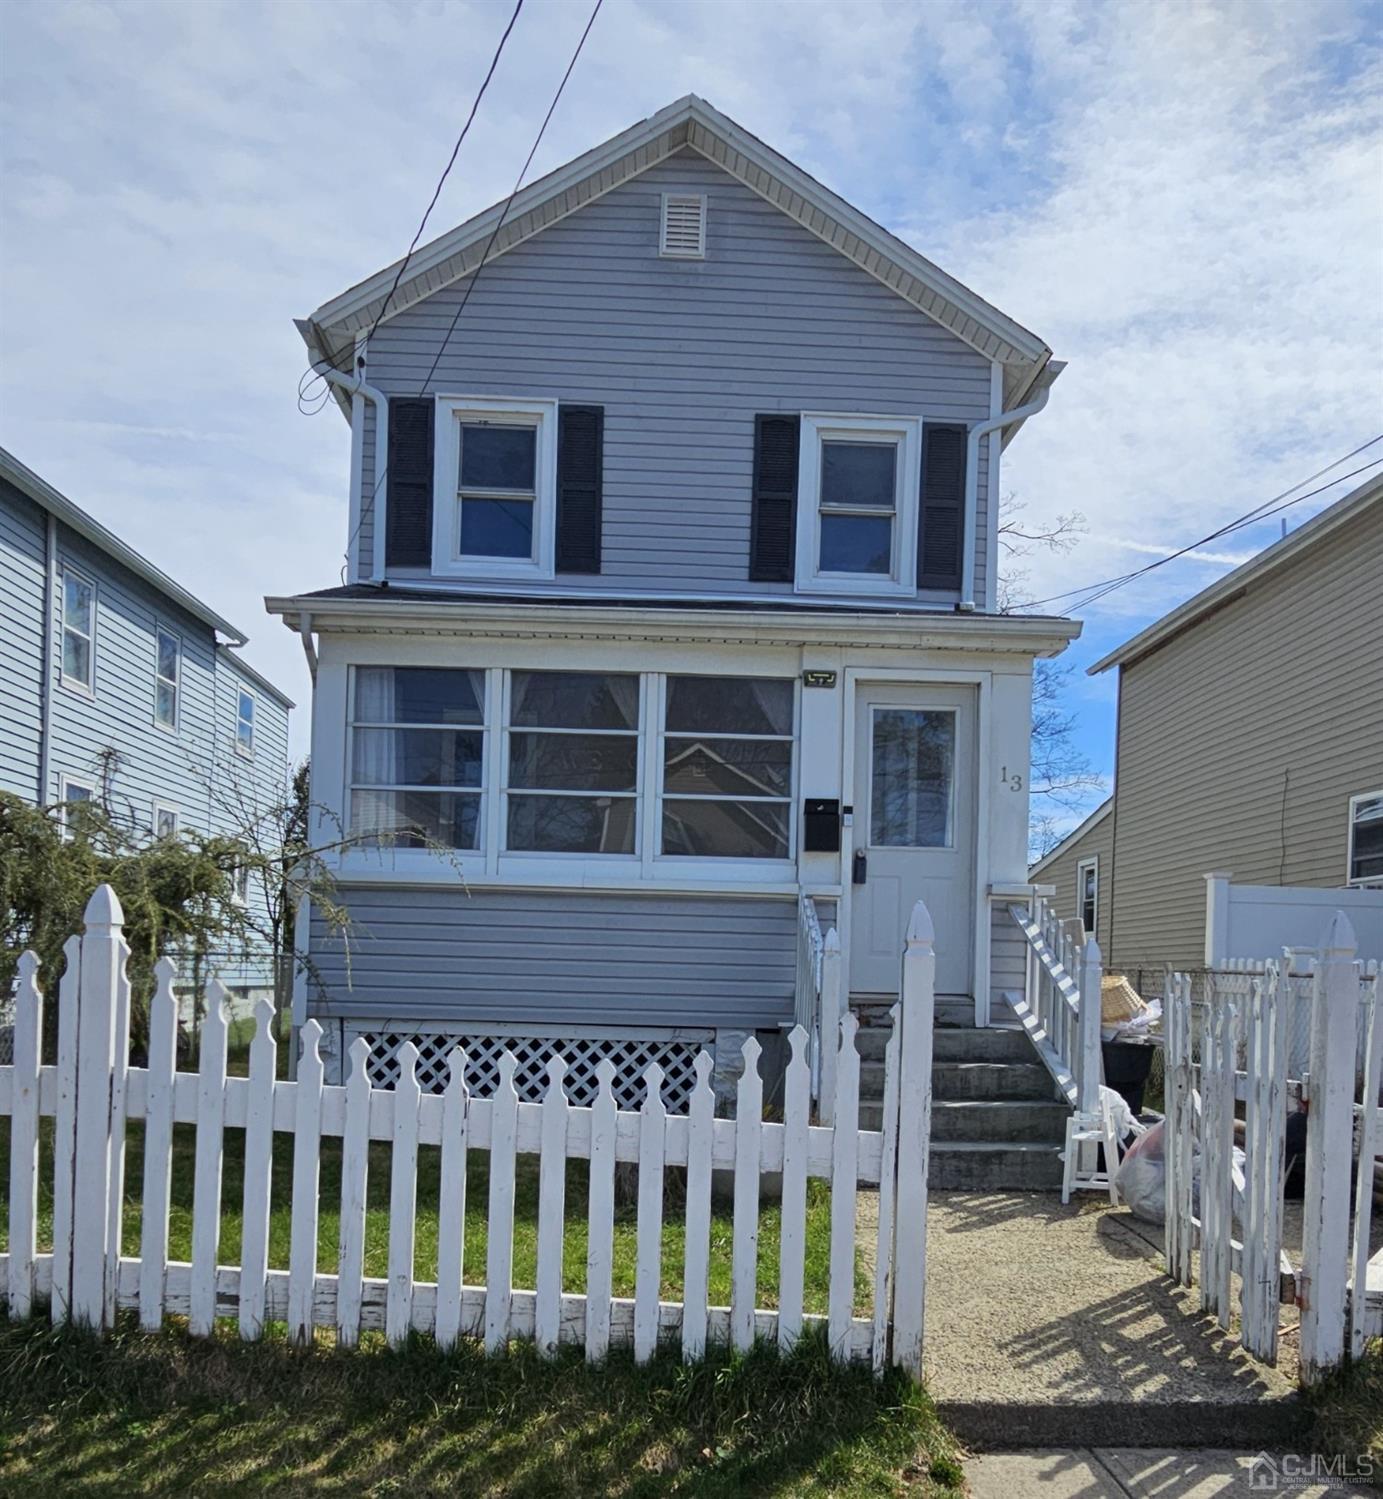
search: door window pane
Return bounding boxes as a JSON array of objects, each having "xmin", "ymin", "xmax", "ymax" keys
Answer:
[
  {"xmin": 662, "ymin": 798, "xmax": 789, "ymax": 860},
  {"xmin": 820, "ymin": 441, "xmax": 896, "ymax": 509},
  {"xmin": 507, "ymin": 794, "xmax": 636, "ymax": 854},
  {"xmin": 820, "ymin": 514, "xmax": 892, "ymax": 574},
  {"xmin": 870, "ymin": 708, "xmax": 955, "ymax": 848}
]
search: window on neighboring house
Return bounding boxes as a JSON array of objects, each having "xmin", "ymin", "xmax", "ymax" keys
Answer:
[
  {"xmin": 155, "ymin": 627, "xmax": 180, "ymax": 728},
  {"xmin": 796, "ymin": 415, "xmax": 920, "ymax": 596},
  {"xmin": 61, "ymin": 567, "xmax": 96, "ymax": 690},
  {"xmin": 236, "ymin": 688, "xmax": 255, "ymax": 756},
  {"xmin": 660, "ymin": 676, "xmax": 795, "ymax": 860},
  {"xmin": 152, "ymin": 802, "xmax": 179, "ymax": 839},
  {"xmin": 233, "ymin": 863, "xmax": 250, "ymax": 905},
  {"xmin": 435, "ymin": 400, "xmax": 557, "ymax": 577},
  {"xmin": 505, "ymin": 671, "xmax": 639, "ymax": 854},
  {"xmin": 1349, "ymin": 792, "xmax": 1383, "ymax": 885},
  {"xmin": 350, "ymin": 666, "xmax": 484, "ymax": 850},
  {"xmin": 1077, "ymin": 857, "xmax": 1099, "ymax": 939},
  {"xmin": 59, "ymin": 775, "xmax": 95, "ymax": 837}
]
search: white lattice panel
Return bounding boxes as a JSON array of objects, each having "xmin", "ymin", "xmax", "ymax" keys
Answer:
[{"xmin": 346, "ymin": 1027, "xmax": 705, "ymax": 1113}]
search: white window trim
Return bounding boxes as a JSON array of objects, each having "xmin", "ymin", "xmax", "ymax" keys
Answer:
[
  {"xmin": 1347, "ymin": 789, "xmax": 1383, "ymax": 887},
  {"xmin": 236, "ymin": 687, "xmax": 256, "ymax": 758},
  {"xmin": 430, "ymin": 396, "xmax": 558, "ymax": 581},
  {"xmin": 152, "ymin": 800, "xmax": 180, "ymax": 839},
  {"xmin": 659, "ymin": 191, "xmax": 707, "ymax": 259},
  {"xmin": 794, "ymin": 413, "xmax": 922, "ymax": 597},
  {"xmin": 60, "ymin": 564, "xmax": 97, "ymax": 695},
  {"xmin": 154, "ymin": 623, "xmax": 181, "ymax": 732},
  {"xmin": 58, "ymin": 773, "xmax": 96, "ymax": 835},
  {"xmin": 1076, "ymin": 855, "xmax": 1100, "ymax": 937}
]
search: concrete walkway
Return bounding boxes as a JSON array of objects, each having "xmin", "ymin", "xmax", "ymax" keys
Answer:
[
  {"xmin": 867, "ymin": 1191, "xmax": 1310, "ymax": 1447},
  {"xmin": 967, "ymin": 1449, "xmax": 1370, "ymax": 1497}
]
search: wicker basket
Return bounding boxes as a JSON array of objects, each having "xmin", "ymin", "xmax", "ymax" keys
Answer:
[{"xmin": 1101, "ymin": 973, "xmax": 1148, "ymax": 1026}]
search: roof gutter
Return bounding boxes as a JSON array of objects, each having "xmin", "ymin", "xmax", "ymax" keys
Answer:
[{"xmin": 960, "ymin": 379, "xmax": 1053, "ymax": 611}]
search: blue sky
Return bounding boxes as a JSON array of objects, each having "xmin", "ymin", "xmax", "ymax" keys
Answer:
[{"xmin": 2, "ymin": 0, "xmax": 1381, "ymax": 828}]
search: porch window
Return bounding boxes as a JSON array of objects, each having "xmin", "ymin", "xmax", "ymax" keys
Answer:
[
  {"xmin": 795, "ymin": 415, "xmax": 920, "ymax": 596},
  {"xmin": 505, "ymin": 671, "xmax": 639, "ymax": 854},
  {"xmin": 1349, "ymin": 791, "xmax": 1383, "ymax": 884},
  {"xmin": 1077, "ymin": 857, "xmax": 1098, "ymax": 938},
  {"xmin": 350, "ymin": 667, "xmax": 485, "ymax": 849},
  {"xmin": 61, "ymin": 567, "xmax": 96, "ymax": 691},
  {"xmin": 660, "ymin": 675, "xmax": 795, "ymax": 860}
]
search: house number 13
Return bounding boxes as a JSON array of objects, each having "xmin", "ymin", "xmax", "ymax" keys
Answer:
[{"xmin": 1000, "ymin": 766, "xmax": 1024, "ymax": 790}]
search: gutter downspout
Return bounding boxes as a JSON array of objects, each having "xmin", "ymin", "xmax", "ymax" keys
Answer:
[
  {"xmin": 37, "ymin": 513, "xmax": 57, "ymax": 804},
  {"xmin": 315, "ymin": 360, "xmax": 388, "ymax": 584},
  {"xmin": 298, "ymin": 611, "xmax": 317, "ymax": 684},
  {"xmin": 960, "ymin": 384, "xmax": 1052, "ymax": 611}
]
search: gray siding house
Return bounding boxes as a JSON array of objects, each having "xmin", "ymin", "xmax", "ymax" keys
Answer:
[
  {"xmin": 269, "ymin": 96, "xmax": 1079, "ymax": 1108},
  {"xmin": 1031, "ymin": 471, "xmax": 1383, "ymax": 988},
  {"xmin": 0, "ymin": 447, "xmax": 294, "ymax": 1002}
]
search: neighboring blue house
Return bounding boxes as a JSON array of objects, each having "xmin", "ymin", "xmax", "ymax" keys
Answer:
[
  {"xmin": 269, "ymin": 96, "xmax": 1080, "ymax": 1149},
  {"xmin": 0, "ymin": 446, "xmax": 294, "ymax": 1005}
]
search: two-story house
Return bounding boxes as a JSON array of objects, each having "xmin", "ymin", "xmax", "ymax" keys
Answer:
[
  {"xmin": 269, "ymin": 96, "xmax": 1079, "ymax": 1120},
  {"xmin": 0, "ymin": 446, "xmax": 294, "ymax": 1007}
]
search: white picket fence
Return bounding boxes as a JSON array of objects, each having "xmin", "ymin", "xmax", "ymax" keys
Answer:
[
  {"xmin": 795, "ymin": 894, "xmax": 843, "ymax": 1125},
  {"xmin": 1164, "ymin": 912, "xmax": 1383, "ymax": 1383},
  {"xmin": 2, "ymin": 886, "xmax": 939, "ymax": 1376}
]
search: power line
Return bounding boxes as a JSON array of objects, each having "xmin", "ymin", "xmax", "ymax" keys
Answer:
[
  {"xmin": 1024, "ymin": 437, "xmax": 1383, "ymax": 613},
  {"xmin": 340, "ymin": 0, "xmax": 604, "ymax": 578},
  {"xmin": 413, "ymin": 0, "xmax": 604, "ymax": 398},
  {"xmin": 300, "ymin": 0, "xmax": 525, "ymax": 416}
]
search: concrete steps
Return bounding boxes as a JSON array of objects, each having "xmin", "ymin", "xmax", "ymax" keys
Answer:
[{"xmin": 852, "ymin": 1009, "xmax": 1067, "ymax": 1190}]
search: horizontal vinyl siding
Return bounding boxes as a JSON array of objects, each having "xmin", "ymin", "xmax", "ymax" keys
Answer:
[
  {"xmin": 363, "ymin": 150, "xmax": 992, "ymax": 602},
  {"xmin": 1036, "ymin": 812, "xmax": 1114, "ymax": 950},
  {"xmin": 309, "ymin": 887, "xmax": 797, "ymax": 1029},
  {"xmin": 1110, "ymin": 503, "xmax": 1383, "ymax": 973},
  {"xmin": 0, "ymin": 481, "xmax": 46, "ymax": 800}
]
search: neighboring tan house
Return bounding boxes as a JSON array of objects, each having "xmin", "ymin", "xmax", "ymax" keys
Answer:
[
  {"xmin": 0, "ymin": 446, "xmax": 294, "ymax": 1004},
  {"xmin": 267, "ymin": 94, "xmax": 1080, "ymax": 1132},
  {"xmin": 1031, "ymin": 470, "xmax": 1383, "ymax": 991}
]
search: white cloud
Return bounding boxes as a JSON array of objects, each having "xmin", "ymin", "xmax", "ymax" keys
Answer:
[{"xmin": 1, "ymin": 0, "xmax": 1379, "ymax": 765}]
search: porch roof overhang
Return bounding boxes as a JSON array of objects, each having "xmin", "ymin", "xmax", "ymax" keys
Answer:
[{"xmin": 266, "ymin": 588, "xmax": 1081, "ymax": 658}]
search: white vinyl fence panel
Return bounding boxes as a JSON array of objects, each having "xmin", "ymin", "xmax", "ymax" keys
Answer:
[{"xmin": 1, "ymin": 885, "xmax": 940, "ymax": 1380}]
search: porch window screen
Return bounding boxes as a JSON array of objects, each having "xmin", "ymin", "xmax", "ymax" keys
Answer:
[
  {"xmin": 505, "ymin": 670, "xmax": 639, "ymax": 854},
  {"xmin": 660, "ymin": 676, "xmax": 794, "ymax": 859},
  {"xmin": 350, "ymin": 667, "xmax": 485, "ymax": 849}
]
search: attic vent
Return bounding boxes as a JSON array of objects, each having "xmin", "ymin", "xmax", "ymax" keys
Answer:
[{"xmin": 660, "ymin": 192, "xmax": 706, "ymax": 258}]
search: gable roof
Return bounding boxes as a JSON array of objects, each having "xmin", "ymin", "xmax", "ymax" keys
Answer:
[
  {"xmin": 1029, "ymin": 797, "xmax": 1113, "ymax": 878},
  {"xmin": 301, "ymin": 94, "xmax": 1054, "ymax": 412},
  {"xmin": 1089, "ymin": 469, "xmax": 1383, "ymax": 675},
  {"xmin": 0, "ymin": 445, "xmax": 247, "ymax": 644}
]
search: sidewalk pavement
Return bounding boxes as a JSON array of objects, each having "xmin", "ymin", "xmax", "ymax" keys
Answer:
[{"xmin": 966, "ymin": 1449, "xmax": 1372, "ymax": 1497}]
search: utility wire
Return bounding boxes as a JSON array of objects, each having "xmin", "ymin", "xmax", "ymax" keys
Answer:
[
  {"xmin": 301, "ymin": 0, "xmax": 525, "ymax": 416},
  {"xmin": 339, "ymin": 0, "xmax": 604, "ymax": 579},
  {"xmin": 1025, "ymin": 437, "xmax": 1383, "ymax": 613}
]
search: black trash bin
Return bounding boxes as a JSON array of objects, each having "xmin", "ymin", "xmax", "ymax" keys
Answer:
[{"xmin": 1102, "ymin": 1039, "xmax": 1155, "ymax": 1114}]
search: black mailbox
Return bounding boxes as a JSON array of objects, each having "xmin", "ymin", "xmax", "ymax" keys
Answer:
[{"xmin": 802, "ymin": 798, "xmax": 841, "ymax": 853}]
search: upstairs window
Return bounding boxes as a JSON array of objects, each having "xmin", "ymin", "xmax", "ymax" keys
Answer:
[
  {"xmin": 505, "ymin": 671, "xmax": 639, "ymax": 854},
  {"xmin": 155, "ymin": 627, "xmax": 180, "ymax": 729},
  {"xmin": 433, "ymin": 399, "xmax": 557, "ymax": 578},
  {"xmin": 1349, "ymin": 792, "xmax": 1383, "ymax": 885},
  {"xmin": 62, "ymin": 567, "xmax": 96, "ymax": 691},
  {"xmin": 660, "ymin": 676, "xmax": 795, "ymax": 860},
  {"xmin": 350, "ymin": 666, "xmax": 484, "ymax": 850},
  {"xmin": 795, "ymin": 415, "xmax": 920, "ymax": 596},
  {"xmin": 236, "ymin": 688, "xmax": 256, "ymax": 756},
  {"xmin": 1077, "ymin": 857, "xmax": 1099, "ymax": 938}
]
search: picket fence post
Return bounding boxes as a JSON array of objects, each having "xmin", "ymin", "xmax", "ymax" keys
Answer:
[
  {"xmin": 819, "ymin": 928, "xmax": 842, "ymax": 1126},
  {"xmin": 1299, "ymin": 911, "xmax": 1358, "ymax": 1384},
  {"xmin": 7, "ymin": 953, "xmax": 43, "ymax": 1321},
  {"xmin": 891, "ymin": 899, "xmax": 936, "ymax": 1379},
  {"xmin": 71, "ymin": 884, "xmax": 129, "ymax": 1331},
  {"xmin": 1078, "ymin": 936, "xmax": 1103, "ymax": 1117}
]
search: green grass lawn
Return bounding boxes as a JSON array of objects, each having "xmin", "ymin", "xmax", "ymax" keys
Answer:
[{"xmin": 0, "ymin": 1318, "xmax": 965, "ymax": 1496}]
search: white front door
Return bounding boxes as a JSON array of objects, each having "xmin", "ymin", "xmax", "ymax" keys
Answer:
[{"xmin": 849, "ymin": 685, "xmax": 976, "ymax": 998}]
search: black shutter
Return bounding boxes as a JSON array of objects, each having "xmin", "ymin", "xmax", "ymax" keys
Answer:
[
  {"xmin": 750, "ymin": 414, "xmax": 800, "ymax": 582},
  {"xmin": 917, "ymin": 423, "xmax": 967, "ymax": 591},
  {"xmin": 556, "ymin": 405, "xmax": 604, "ymax": 573},
  {"xmin": 385, "ymin": 398, "xmax": 435, "ymax": 568}
]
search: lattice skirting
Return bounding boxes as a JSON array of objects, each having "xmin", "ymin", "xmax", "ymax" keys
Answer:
[{"xmin": 343, "ymin": 1026, "xmax": 710, "ymax": 1114}]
